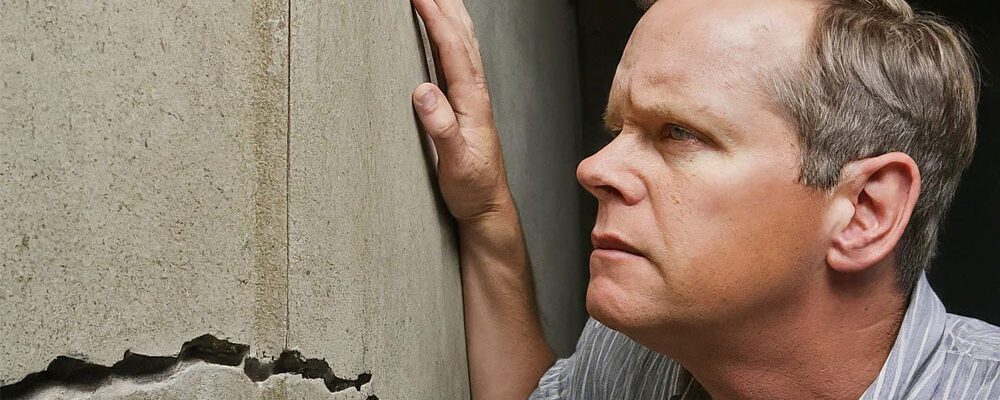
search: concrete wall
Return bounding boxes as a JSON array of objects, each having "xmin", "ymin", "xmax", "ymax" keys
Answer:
[
  {"xmin": 285, "ymin": 1, "xmax": 468, "ymax": 398},
  {"xmin": 0, "ymin": 0, "xmax": 585, "ymax": 398},
  {"xmin": 1, "ymin": 0, "xmax": 290, "ymax": 386}
]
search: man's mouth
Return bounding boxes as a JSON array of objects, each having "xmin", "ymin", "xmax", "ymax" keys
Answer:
[{"xmin": 591, "ymin": 232, "xmax": 644, "ymax": 258}]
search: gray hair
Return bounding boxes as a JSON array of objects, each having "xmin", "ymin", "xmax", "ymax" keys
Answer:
[
  {"xmin": 643, "ymin": 0, "xmax": 981, "ymax": 293},
  {"xmin": 773, "ymin": 0, "xmax": 979, "ymax": 293}
]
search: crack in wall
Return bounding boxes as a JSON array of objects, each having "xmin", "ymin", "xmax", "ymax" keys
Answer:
[
  {"xmin": 244, "ymin": 350, "xmax": 371, "ymax": 393},
  {"xmin": 0, "ymin": 334, "xmax": 376, "ymax": 400}
]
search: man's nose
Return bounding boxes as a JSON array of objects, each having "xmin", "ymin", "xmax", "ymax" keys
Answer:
[{"xmin": 576, "ymin": 135, "xmax": 646, "ymax": 206}]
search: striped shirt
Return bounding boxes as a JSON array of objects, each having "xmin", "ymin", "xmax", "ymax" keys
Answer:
[{"xmin": 531, "ymin": 274, "xmax": 1000, "ymax": 399}]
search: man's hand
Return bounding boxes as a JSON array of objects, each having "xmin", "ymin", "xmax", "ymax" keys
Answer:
[
  {"xmin": 411, "ymin": 0, "xmax": 556, "ymax": 398},
  {"xmin": 411, "ymin": 0, "xmax": 511, "ymax": 224}
]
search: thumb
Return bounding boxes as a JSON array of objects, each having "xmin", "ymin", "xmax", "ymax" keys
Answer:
[{"xmin": 412, "ymin": 83, "xmax": 467, "ymax": 162}]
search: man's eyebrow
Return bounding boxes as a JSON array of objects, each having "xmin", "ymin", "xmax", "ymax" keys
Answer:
[
  {"xmin": 603, "ymin": 91, "xmax": 625, "ymax": 131},
  {"xmin": 602, "ymin": 109, "xmax": 618, "ymax": 130},
  {"xmin": 603, "ymin": 81, "xmax": 739, "ymax": 147}
]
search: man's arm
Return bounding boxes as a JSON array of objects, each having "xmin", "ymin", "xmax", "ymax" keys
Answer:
[
  {"xmin": 409, "ymin": 0, "xmax": 556, "ymax": 398},
  {"xmin": 457, "ymin": 200, "xmax": 556, "ymax": 399}
]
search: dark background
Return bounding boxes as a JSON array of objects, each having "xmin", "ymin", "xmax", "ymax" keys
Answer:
[{"xmin": 574, "ymin": 1, "xmax": 999, "ymax": 325}]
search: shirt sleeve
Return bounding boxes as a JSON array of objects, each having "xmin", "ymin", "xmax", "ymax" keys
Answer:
[
  {"xmin": 529, "ymin": 354, "xmax": 575, "ymax": 399},
  {"xmin": 529, "ymin": 318, "xmax": 691, "ymax": 399},
  {"xmin": 529, "ymin": 319, "xmax": 602, "ymax": 400}
]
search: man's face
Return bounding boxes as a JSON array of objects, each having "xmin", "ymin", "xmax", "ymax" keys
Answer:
[{"xmin": 578, "ymin": 0, "xmax": 832, "ymax": 340}]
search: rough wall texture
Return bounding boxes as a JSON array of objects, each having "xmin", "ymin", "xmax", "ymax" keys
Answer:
[
  {"xmin": 285, "ymin": 1, "xmax": 469, "ymax": 398},
  {"xmin": 0, "ymin": 0, "xmax": 289, "ymax": 383},
  {"xmin": 1, "ymin": 0, "xmax": 585, "ymax": 398}
]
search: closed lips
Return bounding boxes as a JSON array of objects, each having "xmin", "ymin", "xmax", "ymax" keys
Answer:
[{"xmin": 591, "ymin": 233, "xmax": 643, "ymax": 256}]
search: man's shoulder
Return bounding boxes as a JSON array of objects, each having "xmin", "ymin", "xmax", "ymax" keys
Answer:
[
  {"xmin": 943, "ymin": 313, "xmax": 1000, "ymax": 362},
  {"xmin": 530, "ymin": 318, "xmax": 691, "ymax": 399}
]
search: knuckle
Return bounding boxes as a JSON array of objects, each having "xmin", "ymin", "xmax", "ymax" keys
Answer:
[
  {"xmin": 469, "ymin": 74, "xmax": 489, "ymax": 92},
  {"xmin": 435, "ymin": 118, "xmax": 461, "ymax": 137}
]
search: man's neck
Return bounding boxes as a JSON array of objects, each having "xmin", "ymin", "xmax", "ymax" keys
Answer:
[{"xmin": 646, "ymin": 268, "xmax": 907, "ymax": 400}]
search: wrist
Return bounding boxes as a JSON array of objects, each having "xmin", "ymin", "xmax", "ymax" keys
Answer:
[
  {"xmin": 456, "ymin": 197, "xmax": 526, "ymax": 264},
  {"xmin": 454, "ymin": 188, "xmax": 518, "ymax": 227}
]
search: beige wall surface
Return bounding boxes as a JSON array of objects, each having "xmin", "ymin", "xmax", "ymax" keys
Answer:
[
  {"xmin": 286, "ymin": 1, "xmax": 469, "ymax": 399},
  {"xmin": 1, "ymin": 0, "xmax": 585, "ymax": 398},
  {"xmin": 0, "ymin": 0, "xmax": 290, "ymax": 384}
]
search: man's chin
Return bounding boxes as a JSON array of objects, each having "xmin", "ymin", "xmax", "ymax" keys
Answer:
[
  {"xmin": 585, "ymin": 279, "xmax": 640, "ymax": 333},
  {"xmin": 586, "ymin": 277, "xmax": 685, "ymax": 339}
]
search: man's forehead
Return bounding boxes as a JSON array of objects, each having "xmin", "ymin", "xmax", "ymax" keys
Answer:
[
  {"xmin": 609, "ymin": 0, "xmax": 815, "ymax": 110},
  {"xmin": 606, "ymin": 0, "xmax": 815, "ymax": 143},
  {"xmin": 626, "ymin": 0, "xmax": 815, "ymax": 71}
]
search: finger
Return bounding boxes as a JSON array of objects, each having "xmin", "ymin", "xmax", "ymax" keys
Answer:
[
  {"xmin": 413, "ymin": 0, "xmax": 488, "ymax": 117},
  {"xmin": 431, "ymin": 0, "xmax": 484, "ymax": 72},
  {"xmin": 413, "ymin": 0, "xmax": 474, "ymax": 78},
  {"xmin": 433, "ymin": 0, "xmax": 475, "ymax": 37},
  {"xmin": 412, "ymin": 83, "xmax": 468, "ymax": 162}
]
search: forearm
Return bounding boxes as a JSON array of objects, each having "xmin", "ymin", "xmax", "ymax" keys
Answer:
[
  {"xmin": 459, "ymin": 201, "xmax": 555, "ymax": 399},
  {"xmin": 406, "ymin": 0, "xmax": 553, "ymax": 395}
]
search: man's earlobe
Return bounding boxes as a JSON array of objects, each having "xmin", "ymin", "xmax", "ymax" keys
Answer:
[{"xmin": 827, "ymin": 153, "xmax": 921, "ymax": 273}]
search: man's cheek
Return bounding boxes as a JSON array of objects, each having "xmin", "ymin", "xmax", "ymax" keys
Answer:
[{"xmin": 666, "ymin": 166, "xmax": 753, "ymax": 217}]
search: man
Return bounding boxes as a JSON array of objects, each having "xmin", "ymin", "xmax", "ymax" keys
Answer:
[{"xmin": 409, "ymin": 0, "xmax": 999, "ymax": 398}]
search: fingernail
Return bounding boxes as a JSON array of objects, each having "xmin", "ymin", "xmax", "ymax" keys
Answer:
[{"xmin": 417, "ymin": 88, "xmax": 437, "ymax": 110}]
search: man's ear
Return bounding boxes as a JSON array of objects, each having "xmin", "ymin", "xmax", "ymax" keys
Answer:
[{"xmin": 827, "ymin": 152, "xmax": 922, "ymax": 273}]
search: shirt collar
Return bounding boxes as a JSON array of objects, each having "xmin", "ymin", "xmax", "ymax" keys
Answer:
[{"xmin": 860, "ymin": 274, "xmax": 948, "ymax": 400}]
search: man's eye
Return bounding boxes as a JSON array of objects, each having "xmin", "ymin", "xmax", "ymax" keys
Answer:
[{"xmin": 663, "ymin": 124, "xmax": 697, "ymax": 141}]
